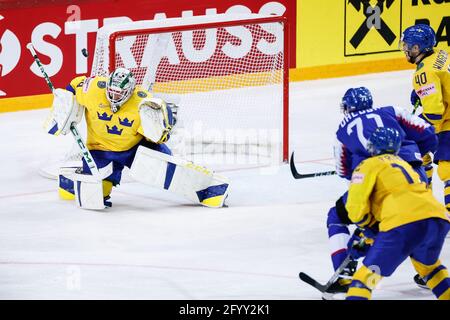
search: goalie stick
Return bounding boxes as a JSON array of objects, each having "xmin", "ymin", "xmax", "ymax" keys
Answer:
[
  {"xmin": 290, "ymin": 152, "xmax": 336, "ymax": 179},
  {"xmin": 26, "ymin": 43, "xmax": 111, "ymax": 181}
]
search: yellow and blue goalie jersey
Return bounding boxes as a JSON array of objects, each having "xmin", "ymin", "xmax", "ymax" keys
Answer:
[
  {"xmin": 413, "ymin": 50, "xmax": 450, "ymax": 133},
  {"xmin": 68, "ymin": 76, "xmax": 153, "ymax": 152},
  {"xmin": 346, "ymin": 154, "xmax": 449, "ymax": 232}
]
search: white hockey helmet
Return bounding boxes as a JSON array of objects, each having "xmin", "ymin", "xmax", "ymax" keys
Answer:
[{"xmin": 106, "ymin": 67, "xmax": 136, "ymax": 113}]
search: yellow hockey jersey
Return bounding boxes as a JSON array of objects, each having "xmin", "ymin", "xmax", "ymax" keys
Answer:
[
  {"xmin": 413, "ymin": 50, "xmax": 450, "ymax": 133},
  {"xmin": 346, "ymin": 154, "xmax": 449, "ymax": 232},
  {"xmin": 69, "ymin": 76, "xmax": 154, "ymax": 152}
]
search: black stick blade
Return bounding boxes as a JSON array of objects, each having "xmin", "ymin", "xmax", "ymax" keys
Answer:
[
  {"xmin": 299, "ymin": 272, "xmax": 327, "ymax": 292},
  {"xmin": 290, "ymin": 152, "xmax": 337, "ymax": 179}
]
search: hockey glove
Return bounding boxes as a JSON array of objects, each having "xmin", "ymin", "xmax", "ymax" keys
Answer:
[
  {"xmin": 139, "ymin": 97, "xmax": 173, "ymax": 144},
  {"xmin": 48, "ymin": 88, "xmax": 83, "ymax": 135},
  {"xmin": 347, "ymin": 227, "xmax": 376, "ymax": 260}
]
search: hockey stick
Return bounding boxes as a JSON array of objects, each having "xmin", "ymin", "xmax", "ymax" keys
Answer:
[
  {"xmin": 26, "ymin": 43, "xmax": 111, "ymax": 180},
  {"xmin": 299, "ymin": 254, "xmax": 352, "ymax": 293},
  {"xmin": 290, "ymin": 152, "xmax": 336, "ymax": 179},
  {"xmin": 299, "ymin": 234, "xmax": 367, "ymax": 296}
]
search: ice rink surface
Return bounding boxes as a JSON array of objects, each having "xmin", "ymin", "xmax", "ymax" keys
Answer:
[{"xmin": 0, "ymin": 70, "xmax": 448, "ymax": 299}]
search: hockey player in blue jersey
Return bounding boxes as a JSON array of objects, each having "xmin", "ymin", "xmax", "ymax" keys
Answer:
[{"xmin": 324, "ymin": 86, "xmax": 438, "ymax": 299}]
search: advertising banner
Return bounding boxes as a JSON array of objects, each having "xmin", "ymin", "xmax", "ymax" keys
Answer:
[
  {"xmin": 295, "ymin": 0, "xmax": 450, "ymax": 80},
  {"xmin": 0, "ymin": 0, "xmax": 296, "ymax": 110}
]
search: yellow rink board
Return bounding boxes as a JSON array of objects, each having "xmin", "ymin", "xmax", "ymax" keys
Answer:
[
  {"xmin": 294, "ymin": 0, "xmax": 449, "ymax": 78},
  {"xmin": 1, "ymin": 0, "xmax": 448, "ymax": 112}
]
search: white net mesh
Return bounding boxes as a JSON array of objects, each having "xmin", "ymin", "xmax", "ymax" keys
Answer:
[{"xmin": 92, "ymin": 14, "xmax": 286, "ymax": 169}]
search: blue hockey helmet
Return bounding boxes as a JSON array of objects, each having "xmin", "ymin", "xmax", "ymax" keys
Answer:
[
  {"xmin": 340, "ymin": 87, "xmax": 373, "ymax": 113},
  {"xmin": 367, "ymin": 127, "xmax": 402, "ymax": 156},
  {"xmin": 399, "ymin": 24, "xmax": 436, "ymax": 63}
]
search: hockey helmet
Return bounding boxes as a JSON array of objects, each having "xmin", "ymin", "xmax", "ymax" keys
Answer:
[
  {"xmin": 106, "ymin": 67, "xmax": 136, "ymax": 113},
  {"xmin": 340, "ymin": 87, "xmax": 373, "ymax": 114},
  {"xmin": 399, "ymin": 24, "xmax": 436, "ymax": 63},
  {"xmin": 367, "ymin": 127, "xmax": 402, "ymax": 156}
]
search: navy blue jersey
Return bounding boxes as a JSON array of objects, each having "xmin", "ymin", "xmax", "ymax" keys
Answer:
[{"xmin": 335, "ymin": 106, "xmax": 437, "ymax": 180}]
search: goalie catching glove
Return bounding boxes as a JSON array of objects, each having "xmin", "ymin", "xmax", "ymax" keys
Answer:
[
  {"xmin": 44, "ymin": 88, "xmax": 84, "ymax": 136},
  {"xmin": 139, "ymin": 97, "xmax": 175, "ymax": 144}
]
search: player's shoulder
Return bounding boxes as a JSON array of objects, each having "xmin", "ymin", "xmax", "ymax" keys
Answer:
[
  {"xmin": 373, "ymin": 154, "xmax": 406, "ymax": 167},
  {"xmin": 120, "ymin": 86, "xmax": 153, "ymax": 110},
  {"xmin": 371, "ymin": 105, "xmax": 395, "ymax": 115},
  {"xmin": 70, "ymin": 75, "xmax": 87, "ymax": 88},
  {"xmin": 132, "ymin": 86, "xmax": 152, "ymax": 99},
  {"xmin": 128, "ymin": 86, "xmax": 154, "ymax": 105},
  {"xmin": 74, "ymin": 76, "xmax": 108, "ymax": 94},
  {"xmin": 88, "ymin": 76, "xmax": 108, "ymax": 91},
  {"xmin": 358, "ymin": 154, "xmax": 396, "ymax": 171},
  {"xmin": 92, "ymin": 76, "xmax": 108, "ymax": 90},
  {"xmin": 337, "ymin": 107, "xmax": 375, "ymax": 131},
  {"xmin": 417, "ymin": 50, "xmax": 449, "ymax": 73},
  {"xmin": 350, "ymin": 158, "xmax": 377, "ymax": 184}
]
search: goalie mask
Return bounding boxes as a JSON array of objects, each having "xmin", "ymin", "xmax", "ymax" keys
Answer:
[{"xmin": 106, "ymin": 68, "xmax": 136, "ymax": 113}]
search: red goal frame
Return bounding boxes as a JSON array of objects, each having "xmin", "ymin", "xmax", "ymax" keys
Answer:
[{"xmin": 108, "ymin": 16, "xmax": 289, "ymax": 162}]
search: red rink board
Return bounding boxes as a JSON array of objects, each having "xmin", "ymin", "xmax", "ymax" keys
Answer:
[{"xmin": 0, "ymin": 0, "xmax": 296, "ymax": 99}]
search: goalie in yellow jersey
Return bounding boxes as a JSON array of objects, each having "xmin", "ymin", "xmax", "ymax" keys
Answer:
[
  {"xmin": 340, "ymin": 127, "xmax": 450, "ymax": 300},
  {"xmin": 400, "ymin": 24, "xmax": 450, "ymax": 210},
  {"xmin": 50, "ymin": 67, "xmax": 229, "ymax": 210}
]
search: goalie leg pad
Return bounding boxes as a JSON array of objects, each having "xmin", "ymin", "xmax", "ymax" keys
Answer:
[
  {"xmin": 129, "ymin": 146, "xmax": 229, "ymax": 208},
  {"xmin": 58, "ymin": 166, "xmax": 84, "ymax": 200},
  {"xmin": 59, "ymin": 173, "xmax": 76, "ymax": 200},
  {"xmin": 60, "ymin": 167, "xmax": 107, "ymax": 210},
  {"xmin": 74, "ymin": 177, "xmax": 105, "ymax": 210},
  {"xmin": 196, "ymin": 184, "xmax": 229, "ymax": 208}
]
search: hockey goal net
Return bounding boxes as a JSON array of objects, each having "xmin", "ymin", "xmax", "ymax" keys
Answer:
[{"xmin": 40, "ymin": 14, "xmax": 288, "ymax": 178}]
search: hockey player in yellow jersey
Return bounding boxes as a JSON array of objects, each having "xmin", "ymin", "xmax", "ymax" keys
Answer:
[
  {"xmin": 68, "ymin": 74, "xmax": 170, "ymax": 154},
  {"xmin": 400, "ymin": 24, "xmax": 450, "ymax": 211},
  {"xmin": 48, "ymin": 67, "xmax": 229, "ymax": 210},
  {"xmin": 341, "ymin": 127, "xmax": 450, "ymax": 300}
]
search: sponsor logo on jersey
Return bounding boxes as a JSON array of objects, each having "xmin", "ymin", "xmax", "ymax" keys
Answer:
[
  {"xmin": 416, "ymin": 84, "xmax": 437, "ymax": 98},
  {"xmin": 137, "ymin": 91, "xmax": 147, "ymax": 98},
  {"xmin": 351, "ymin": 172, "xmax": 364, "ymax": 184},
  {"xmin": 97, "ymin": 81, "xmax": 106, "ymax": 89}
]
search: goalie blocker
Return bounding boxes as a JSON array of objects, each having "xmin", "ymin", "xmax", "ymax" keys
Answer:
[{"xmin": 59, "ymin": 145, "xmax": 230, "ymax": 209}]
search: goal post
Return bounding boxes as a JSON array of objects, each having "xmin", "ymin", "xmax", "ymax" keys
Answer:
[{"xmin": 93, "ymin": 13, "xmax": 289, "ymax": 169}]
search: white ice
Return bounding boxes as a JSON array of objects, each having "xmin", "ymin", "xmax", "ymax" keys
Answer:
[{"xmin": 0, "ymin": 70, "xmax": 448, "ymax": 300}]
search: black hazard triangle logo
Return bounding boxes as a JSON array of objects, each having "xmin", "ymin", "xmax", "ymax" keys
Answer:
[{"xmin": 345, "ymin": 0, "xmax": 402, "ymax": 56}]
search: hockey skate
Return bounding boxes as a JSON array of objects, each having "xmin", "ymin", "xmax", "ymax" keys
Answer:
[
  {"xmin": 322, "ymin": 260, "xmax": 358, "ymax": 300},
  {"xmin": 413, "ymin": 274, "xmax": 429, "ymax": 290}
]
